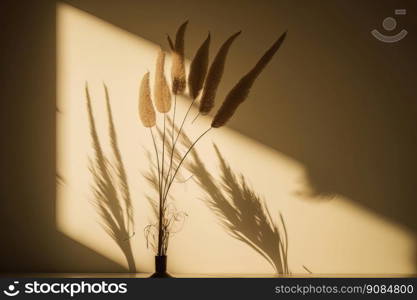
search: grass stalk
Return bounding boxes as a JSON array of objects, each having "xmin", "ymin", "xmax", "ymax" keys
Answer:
[
  {"xmin": 164, "ymin": 97, "xmax": 197, "ymax": 189},
  {"xmin": 163, "ymin": 127, "xmax": 212, "ymax": 201}
]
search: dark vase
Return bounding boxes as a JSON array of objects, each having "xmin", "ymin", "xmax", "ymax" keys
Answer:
[{"xmin": 150, "ymin": 255, "xmax": 172, "ymax": 278}]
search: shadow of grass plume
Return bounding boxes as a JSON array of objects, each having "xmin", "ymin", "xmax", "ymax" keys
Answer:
[
  {"xmin": 85, "ymin": 83, "xmax": 136, "ymax": 272},
  {"xmin": 168, "ymin": 118, "xmax": 290, "ymax": 274}
]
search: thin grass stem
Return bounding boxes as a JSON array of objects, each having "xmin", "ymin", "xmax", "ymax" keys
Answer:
[
  {"xmin": 164, "ymin": 94, "xmax": 177, "ymax": 192},
  {"xmin": 163, "ymin": 127, "xmax": 212, "ymax": 200},
  {"xmin": 164, "ymin": 97, "xmax": 196, "ymax": 189},
  {"xmin": 191, "ymin": 111, "xmax": 200, "ymax": 124},
  {"xmin": 149, "ymin": 128, "xmax": 161, "ymax": 198},
  {"xmin": 161, "ymin": 114, "xmax": 167, "ymax": 198},
  {"xmin": 157, "ymin": 115, "xmax": 167, "ymax": 255}
]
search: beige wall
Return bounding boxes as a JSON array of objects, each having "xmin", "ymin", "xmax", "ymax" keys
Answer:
[
  {"xmin": 56, "ymin": 2, "xmax": 416, "ymax": 275},
  {"xmin": 0, "ymin": 0, "xmax": 415, "ymax": 275}
]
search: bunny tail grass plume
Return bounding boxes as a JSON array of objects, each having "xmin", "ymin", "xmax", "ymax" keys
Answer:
[
  {"xmin": 154, "ymin": 49, "xmax": 172, "ymax": 113},
  {"xmin": 199, "ymin": 31, "xmax": 241, "ymax": 115},
  {"xmin": 211, "ymin": 31, "xmax": 287, "ymax": 128},
  {"xmin": 188, "ymin": 33, "xmax": 211, "ymax": 99},
  {"xmin": 175, "ymin": 20, "xmax": 188, "ymax": 54},
  {"xmin": 139, "ymin": 72, "xmax": 156, "ymax": 127},
  {"xmin": 170, "ymin": 20, "xmax": 188, "ymax": 94}
]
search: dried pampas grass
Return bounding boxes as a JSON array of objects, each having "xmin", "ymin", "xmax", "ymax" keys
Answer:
[
  {"xmin": 171, "ymin": 52, "xmax": 186, "ymax": 95},
  {"xmin": 170, "ymin": 20, "xmax": 188, "ymax": 94},
  {"xmin": 138, "ymin": 21, "xmax": 288, "ymax": 259},
  {"xmin": 211, "ymin": 31, "xmax": 287, "ymax": 128},
  {"xmin": 188, "ymin": 33, "xmax": 211, "ymax": 99},
  {"xmin": 139, "ymin": 72, "xmax": 156, "ymax": 127},
  {"xmin": 199, "ymin": 31, "xmax": 241, "ymax": 115},
  {"xmin": 154, "ymin": 49, "xmax": 172, "ymax": 113}
]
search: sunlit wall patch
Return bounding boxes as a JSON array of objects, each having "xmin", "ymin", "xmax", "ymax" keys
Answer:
[{"xmin": 56, "ymin": 3, "xmax": 415, "ymax": 275}]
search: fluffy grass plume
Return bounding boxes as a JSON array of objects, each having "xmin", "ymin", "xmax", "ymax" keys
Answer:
[
  {"xmin": 212, "ymin": 31, "xmax": 287, "ymax": 128},
  {"xmin": 188, "ymin": 33, "xmax": 211, "ymax": 99},
  {"xmin": 139, "ymin": 72, "xmax": 156, "ymax": 127},
  {"xmin": 199, "ymin": 31, "xmax": 241, "ymax": 115},
  {"xmin": 154, "ymin": 49, "xmax": 172, "ymax": 113},
  {"xmin": 170, "ymin": 20, "xmax": 188, "ymax": 94}
]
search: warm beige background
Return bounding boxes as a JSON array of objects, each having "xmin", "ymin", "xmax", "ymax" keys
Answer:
[
  {"xmin": 56, "ymin": 3, "xmax": 415, "ymax": 275},
  {"xmin": 1, "ymin": 0, "xmax": 416, "ymax": 275}
]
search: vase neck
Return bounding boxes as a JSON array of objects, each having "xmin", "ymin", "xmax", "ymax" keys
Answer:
[{"xmin": 155, "ymin": 255, "xmax": 167, "ymax": 273}]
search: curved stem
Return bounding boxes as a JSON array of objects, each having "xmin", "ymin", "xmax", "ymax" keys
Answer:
[
  {"xmin": 164, "ymin": 97, "xmax": 196, "ymax": 191},
  {"xmin": 174, "ymin": 98, "xmax": 196, "ymax": 148},
  {"xmin": 191, "ymin": 111, "xmax": 200, "ymax": 124},
  {"xmin": 160, "ymin": 114, "xmax": 166, "ymax": 199},
  {"xmin": 164, "ymin": 95, "xmax": 177, "ymax": 195},
  {"xmin": 151, "ymin": 127, "xmax": 163, "ymax": 256},
  {"xmin": 163, "ymin": 127, "xmax": 212, "ymax": 201},
  {"xmin": 171, "ymin": 95, "xmax": 177, "ymax": 147},
  {"xmin": 149, "ymin": 128, "xmax": 161, "ymax": 198},
  {"xmin": 157, "ymin": 116, "xmax": 166, "ymax": 256}
]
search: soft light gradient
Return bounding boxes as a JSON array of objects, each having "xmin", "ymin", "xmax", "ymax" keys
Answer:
[{"xmin": 56, "ymin": 3, "xmax": 415, "ymax": 275}]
